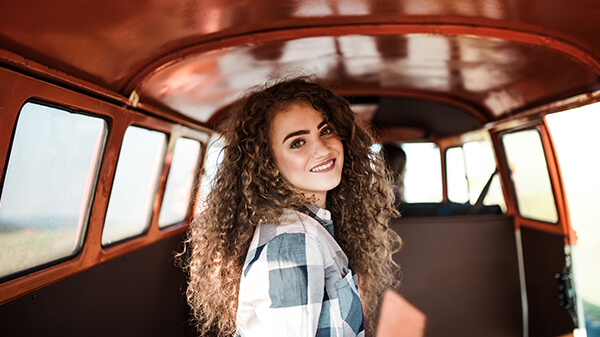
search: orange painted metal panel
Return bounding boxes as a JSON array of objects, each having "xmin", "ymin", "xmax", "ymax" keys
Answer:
[{"xmin": 0, "ymin": 67, "xmax": 206, "ymax": 305}]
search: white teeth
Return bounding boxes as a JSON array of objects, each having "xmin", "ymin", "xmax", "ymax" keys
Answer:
[{"xmin": 311, "ymin": 160, "xmax": 334, "ymax": 172}]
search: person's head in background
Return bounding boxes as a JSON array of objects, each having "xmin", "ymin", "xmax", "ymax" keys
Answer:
[{"xmin": 382, "ymin": 143, "xmax": 407, "ymax": 204}]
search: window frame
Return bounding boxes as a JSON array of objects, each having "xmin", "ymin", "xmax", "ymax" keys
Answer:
[
  {"xmin": 101, "ymin": 124, "xmax": 168, "ymax": 247},
  {"xmin": 0, "ymin": 67, "xmax": 209, "ymax": 304},
  {"xmin": 494, "ymin": 123, "xmax": 568, "ymax": 234},
  {"xmin": 0, "ymin": 100, "xmax": 109, "ymax": 281},
  {"xmin": 501, "ymin": 128, "xmax": 559, "ymax": 224}
]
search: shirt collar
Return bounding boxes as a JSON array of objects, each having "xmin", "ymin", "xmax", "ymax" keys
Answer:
[
  {"xmin": 305, "ymin": 204, "xmax": 331, "ymax": 221},
  {"xmin": 302, "ymin": 204, "xmax": 335, "ymax": 237}
]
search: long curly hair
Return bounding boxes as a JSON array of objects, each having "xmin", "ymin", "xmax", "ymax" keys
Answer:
[{"xmin": 183, "ymin": 77, "xmax": 402, "ymax": 336}]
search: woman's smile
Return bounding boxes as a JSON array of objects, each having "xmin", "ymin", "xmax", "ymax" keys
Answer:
[{"xmin": 310, "ymin": 159, "xmax": 336, "ymax": 172}]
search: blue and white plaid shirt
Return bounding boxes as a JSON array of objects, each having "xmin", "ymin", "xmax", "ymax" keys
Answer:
[{"xmin": 235, "ymin": 206, "xmax": 365, "ymax": 337}]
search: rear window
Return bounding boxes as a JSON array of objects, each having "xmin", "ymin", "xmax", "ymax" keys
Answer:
[
  {"xmin": 0, "ymin": 102, "xmax": 107, "ymax": 279},
  {"xmin": 446, "ymin": 147, "xmax": 469, "ymax": 203},
  {"xmin": 402, "ymin": 142, "xmax": 443, "ymax": 203},
  {"xmin": 102, "ymin": 126, "xmax": 166, "ymax": 246}
]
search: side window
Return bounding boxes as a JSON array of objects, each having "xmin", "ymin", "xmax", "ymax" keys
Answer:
[
  {"xmin": 402, "ymin": 142, "xmax": 443, "ymax": 203},
  {"xmin": 158, "ymin": 138, "xmax": 202, "ymax": 228},
  {"xmin": 195, "ymin": 133, "xmax": 224, "ymax": 216},
  {"xmin": 447, "ymin": 139, "xmax": 506, "ymax": 211},
  {"xmin": 0, "ymin": 102, "xmax": 107, "ymax": 279},
  {"xmin": 546, "ymin": 103, "xmax": 600, "ymax": 333},
  {"xmin": 502, "ymin": 129, "xmax": 558, "ymax": 223},
  {"xmin": 102, "ymin": 126, "xmax": 166, "ymax": 246}
]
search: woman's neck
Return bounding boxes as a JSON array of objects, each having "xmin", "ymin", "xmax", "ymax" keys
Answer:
[{"xmin": 304, "ymin": 192, "xmax": 326, "ymax": 208}]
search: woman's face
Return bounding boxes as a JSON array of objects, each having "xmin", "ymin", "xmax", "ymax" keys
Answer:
[{"xmin": 269, "ymin": 102, "xmax": 344, "ymax": 208}]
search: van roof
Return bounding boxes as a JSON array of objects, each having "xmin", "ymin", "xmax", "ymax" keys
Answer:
[{"xmin": 1, "ymin": 0, "xmax": 599, "ymax": 137}]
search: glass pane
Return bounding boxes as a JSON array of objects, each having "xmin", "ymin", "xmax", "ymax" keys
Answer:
[
  {"xmin": 484, "ymin": 175, "xmax": 506, "ymax": 212},
  {"xmin": 196, "ymin": 134, "xmax": 225, "ymax": 216},
  {"xmin": 463, "ymin": 140, "xmax": 495, "ymax": 202},
  {"xmin": 463, "ymin": 139, "xmax": 506, "ymax": 211},
  {"xmin": 446, "ymin": 147, "xmax": 469, "ymax": 203},
  {"xmin": 159, "ymin": 138, "xmax": 201, "ymax": 228},
  {"xmin": 502, "ymin": 129, "xmax": 557, "ymax": 223},
  {"xmin": 0, "ymin": 102, "xmax": 106, "ymax": 278},
  {"xmin": 402, "ymin": 142, "xmax": 442, "ymax": 203},
  {"xmin": 102, "ymin": 126, "xmax": 166, "ymax": 246},
  {"xmin": 546, "ymin": 103, "xmax": 600, "ymax": 336}
]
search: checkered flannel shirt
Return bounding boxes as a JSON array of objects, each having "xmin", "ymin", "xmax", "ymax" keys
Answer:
[{"xmin": 235, "ymin": 206, "xmax": 365, "ymax": 337}]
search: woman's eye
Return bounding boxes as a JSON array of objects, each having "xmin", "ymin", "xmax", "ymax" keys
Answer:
[
  {"xmin": 290, "ymin": 139, "xmax": 305, "ymax": 148},
  {"xmin": 320, "ymin": 127, "xmax": 333, "ymax": 136}
]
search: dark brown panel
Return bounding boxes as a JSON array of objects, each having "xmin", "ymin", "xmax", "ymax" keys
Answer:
[
  {"xmin": 0, "ymin": 234, "xmax": 194, "ymax": 337},
  {"xmin": 520, "ymin": 226, "xmax": 574, "ymax": 337},
  {"xmin": 390, "ymin": 214, "xmax": 522, "ymax": 337}
]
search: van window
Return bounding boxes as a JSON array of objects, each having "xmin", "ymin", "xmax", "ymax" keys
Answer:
[
  {"xmin": 197, "ymin": 134, "xmax": 225, "ymax": 203},
  {"xmin": 0, "ymin": 102, "xmax": 106, "ymax": 279},
  {"xmin": 402, "ymin": 142, "xmax": 443, "ymax": 203},
  {"xmin": 546, "ymin": 102, "xmax": 600, "ymax": 334},
  {"xmin": 192, "ymin": 134, "xmax": 224, "ymax": 217},
  {"xmin": 102, "ymin": 126, "xmax": 166, "ymax": 246},
  {"xmin": 446, "ymin": 147, "xmax": 469, "ymax": 203},
  {"xmin": 158, "ymin": 138, "xmax": 201, "ymax": 228},
  {"xmin": 502, "ymin": 129, "xmax": 558, "ymax": 223},
  {"xmin": 447, "ymin": 139, "xmax": 506, "ymax": 211}
]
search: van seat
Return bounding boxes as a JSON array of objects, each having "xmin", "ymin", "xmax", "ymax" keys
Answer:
[
  {"xmin": 398, "ymin": 201, "xmax": 502, "ymax": 217},
  {"xmin": 390, "ymin": 214, "xmax": 522, "ymax": 337}
]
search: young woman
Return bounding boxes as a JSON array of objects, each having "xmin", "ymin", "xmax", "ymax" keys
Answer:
[{"xmin": 183, "ymin": 77, "xmax": 402, "ymax": 337}]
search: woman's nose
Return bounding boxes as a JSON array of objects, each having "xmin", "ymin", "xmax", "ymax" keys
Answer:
[{"xmin": 312, "ymin": 137, "xmax": 332, "ymax": 158}]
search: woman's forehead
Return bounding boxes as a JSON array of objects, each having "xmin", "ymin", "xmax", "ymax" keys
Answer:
[{"xmin": 271, "ymin": 103, "xmax": 324, "ymax": 129}]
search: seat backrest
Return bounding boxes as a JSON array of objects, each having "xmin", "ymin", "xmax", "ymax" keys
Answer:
[{"xmin": 390, "ymin": 214, "xmax": 522, "ymax": 337}]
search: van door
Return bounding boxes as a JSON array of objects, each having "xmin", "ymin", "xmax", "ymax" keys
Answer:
[
  {"xmin": 547, "ymin": 103, "xmax": 600, "ymax": 337},
  {"xmin": 498, "ymin": 124, "xmax": 578, "ymax": 337}
]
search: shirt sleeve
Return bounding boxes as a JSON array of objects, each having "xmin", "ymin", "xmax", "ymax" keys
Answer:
[{"xmin": 236, "ymin": 232, "xmax": 326, "ymax": 337}]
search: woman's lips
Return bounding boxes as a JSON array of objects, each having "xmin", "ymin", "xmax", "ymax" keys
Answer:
[{"xmin": 310, "ymin": 159, "xmax": 335, "ymax": 172}]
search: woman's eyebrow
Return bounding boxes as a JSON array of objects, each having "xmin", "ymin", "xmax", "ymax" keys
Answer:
[
  {"xmin": 281, "ymin": 120, "xmax": 327, "ymax": 144},
  {"xmin": 282, "ymin": 130, "xmax": 308, "ymax": 144}
]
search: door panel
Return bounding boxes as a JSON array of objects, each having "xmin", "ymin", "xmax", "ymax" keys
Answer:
[
  {"xmin": 520, "ymin": 227, "xmax": 574, "ymax": 336},
  {"xmin": 0, "ymin": 234, "xmax": 193, "ymax": 337}
]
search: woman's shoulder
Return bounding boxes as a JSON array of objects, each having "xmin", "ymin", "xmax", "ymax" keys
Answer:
[{"xmin": 242, "ymin": 210, "xmax": 327, "ymax": 272}]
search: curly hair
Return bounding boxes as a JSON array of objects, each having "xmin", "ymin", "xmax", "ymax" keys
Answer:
[{"xmin": 183, "ymin": 76, "xmax": 402, "ymax": 336}]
